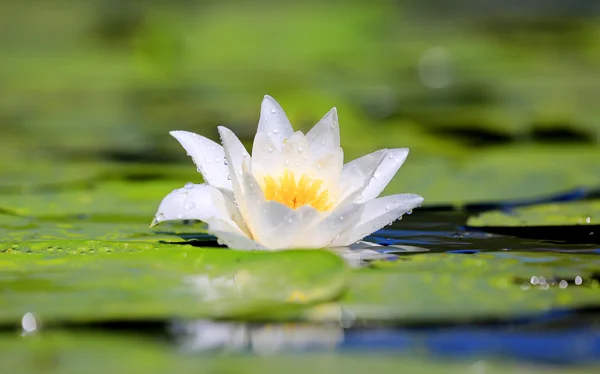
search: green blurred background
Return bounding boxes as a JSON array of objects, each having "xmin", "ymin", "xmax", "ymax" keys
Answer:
[{"xmin": 2, "ymin": 0, "xmax": 600, "ymax": 205}]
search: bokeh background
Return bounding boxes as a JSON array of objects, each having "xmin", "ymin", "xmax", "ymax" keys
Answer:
[{"xmin": 2, "ymin": 0, "xmax": 600, "ymax": 205}]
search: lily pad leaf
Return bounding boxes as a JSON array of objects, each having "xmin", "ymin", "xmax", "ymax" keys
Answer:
[
  {"xmin": 304, "ymin": 252, "xmax": 600, "ymax": 323},
  {"xmin": 0, "ymin": 246, "xmax": 348, "ymax": 325},
  {"xmin": 467, "ymin": 200, "xmax": 600, "ymax": 227}
]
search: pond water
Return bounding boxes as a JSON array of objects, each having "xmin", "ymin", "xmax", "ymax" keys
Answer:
[{"xmin": 4, "ymin": 199, "xmax": 600, "ymax": 373}]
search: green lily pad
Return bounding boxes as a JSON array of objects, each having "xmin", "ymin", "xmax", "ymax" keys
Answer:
[
  {"xmin": 467, "ymin": 200, "xmax": 600, "ymax": 227},
  {"xmin": 0, "ymin": 180, "xmax": 179, "ymax": 222},
  {"xmin": 305, "ymin": 252, "xmax": 600, "ymax": 323},
  {"xmin": 3, "ymin": 331, "xmax": 598, "ymax": 374},
  {"xmin": 0, "ymin": 217, "xmax": 207, "ymax": 244},
  {"xmin": 388, "ymin": 146, "xmax": 600, "ymax": 206},
  {"xmin": 0, "ymin": 246, "xmax": 347, "ymax": 325}
]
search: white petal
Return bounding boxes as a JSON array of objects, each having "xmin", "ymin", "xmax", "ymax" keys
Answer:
[
  {"xmin": 257, "ymin": 95, "xmax": 294, "ymax": 149},
  {"xmin": 251, "ymin": 131, "xmax": 283, "ymax": 183},
  {"xmin": 330, "ymin": 193, "xmax": 424, "ymax": 246},
  {"xmin": 337, "ymin": 150, "xmax": 386, "ymax": 204},
  {"xmin": 217, "ymin": 126, "xmax": 250, "ymax": 218},
  {"xmin": 313, "ymin": 148, "xmax": 344, "ymax": 190},
  {"xmin": 360, "ymin": 148, "xmax": 410, "ymax": 202},
  {"xmin": 240, "ymin": 170, "xmax": 322, "ymax": 249},
  {"xmin": 170, "ymin": 131, "xmax": 232, "ymax": 190},
  {"xmin": 280, "ymin": 131, "xmax": 315, "ymax": 177},
  {"xmin": 298, "ymin": 202, "xmax": 364, "ymax": 248},
  {"xmin": 152, "ymin": 183, "xmax": 235, "ymax": 226},
  {"xmin": 208, "ymin": 219, "xmax": 266, "ymax": 250},
  {"xmin": 306, "ymin": 107, "xmax": 340, "ymax": 159}
]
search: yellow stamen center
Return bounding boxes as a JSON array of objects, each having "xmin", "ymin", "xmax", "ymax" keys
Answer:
[{"xmin": 263, "ymin": 169, "xmax": 332, "ymax": 211}]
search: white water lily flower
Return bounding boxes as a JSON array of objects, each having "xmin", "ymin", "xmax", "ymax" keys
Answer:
[{"xmin": 152, "ymin": 95, "xmax": 423, "ymax": 250}]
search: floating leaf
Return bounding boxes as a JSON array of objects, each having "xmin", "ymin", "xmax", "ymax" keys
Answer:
[
  {"xmin": 0, "ymin": 246, "xmax": 347, "ymax": 325},
  {"xmin": 468, "ymin": 201, "xmax": 600, "ymax": 227},
  {"xmin": 305, "ymin": 252, "xmax": 600, "ymax": 323}
]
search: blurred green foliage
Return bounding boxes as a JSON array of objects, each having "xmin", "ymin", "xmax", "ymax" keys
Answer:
[{"xmin": 2, "ymin": 0, "xmax": 600, "ymax": 165}]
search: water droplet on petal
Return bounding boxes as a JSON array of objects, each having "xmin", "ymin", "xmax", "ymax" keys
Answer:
[
  {"xmin": 176, "ymin": 214, "xmax": 183, "ymax": 219},
  {"xmin": 273, "ymin": 128, "xmax": 279, "ymax": 134},
  {"xmin": 270, "ymin": 108, "xmax": 277, "ymax": 114},
  {"xmin": 214, "ymin": 156, "xmax": 220, "ymax": 163},
  {"xmin": 321, "ymin": 139, "xmax": 326, "ymax": 145},
  {"xmin": 227, "ymin": 174, "xmax": 231, "ymax": 180},
  {"xmin": 267, "ymin": 146, "xmax": 274, "ymax": 153},
  {"xmin": 388, "ymin": 153, "xmax": 394, "ymax": 159},
  {"xmin": 374, "ymin": 172, "xmax": 381, "ymax": 178},
  {"xmin": 184, "ymin": 182, "xmax": 194, "ymax": 189},
  {"xmin": 156, "ymin": 213, "xmax": 165, "ymax": 221},
  {"xmin": 184, "ymin": 201, "xmax": 196, "ymax": 210},
  {"xmin": 407, "ymin": 210, "xmax": 413, "ymax": 215},
  {"xmin": 298, "ymin": 145, "xmax": 304, "ymax": 152},
  {"xmin": 385, "ymin": 204, "xmax": 391, "ymax": 210}
]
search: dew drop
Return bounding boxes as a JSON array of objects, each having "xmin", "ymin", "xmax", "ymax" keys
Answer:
[
  {"xmin": 184, "ymin": 182, "xmax": 194, "ymax": 189},
  {"xmin": 214, "ymin": 156, "xmax": 220, "ymax": 163},
  {"xmin": 156, "ymin": 213, "xmax": 165, "ymax": 221},
  {"xmin": 224, "ymin": 157, "xmax": 228, "ymax": 166},
  {"xmin": 270, "ymin": 108, "xmax": 277, "ymax": 114},
  {"xmin": 267, "ymin": 146, "xmax": 274, "ymax": 153},
  {"xmin": 373, "ymin": 172, "xmax": 381, "ymax": 178},
  {"xmin": 205, "ymin": 157, "xmax": 211, "ymax": 163},
  {"xmin": 273, "ymin": 128, "xmax": 279, "ymax": 134},
  {"xmin": 184, "ymin": 201, "xmax": 196, "ymax": 210},
  {"xmin": 407, "ymin": 210, "xmax": 413, "ymax": 215},
  {"xmin": 288, "ymin": 218, "xmax": 293, "ymax": 223},
  {"xmin": 385, "ymin": 204, "xmax": 391, "ymax": 210},
  {"xmin": 298, "ymin": 145, "xmax": 304, "ymax": 152},
  {"xmin": 227, "ymin": 174, "xmax": 231, "ymax": 180},
  {"xmin": 210, "ymin": 145, "xmax": 216, "ymax": 150},
  {"xmin": 388, "ymin": 154, "xmax": 394, "ymax": 159},
  {"xmin": 176, "ymin": 214, "xmax": 183, "ymax": 219},
  {"xmin": 321, "ymin": 139, "xmax": 326, "ymax": 145}
]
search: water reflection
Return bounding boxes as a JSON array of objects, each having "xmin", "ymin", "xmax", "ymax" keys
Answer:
[
  {"xmin": 171, "ymin": 319, "xmax": 600, "ymax": 364},
  {"xmin": 173, "ymin": 320, "xmax": 343, "ymax": 355}
]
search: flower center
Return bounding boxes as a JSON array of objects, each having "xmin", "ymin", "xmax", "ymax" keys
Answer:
[{"xmin": 263, "ymin": 169, "xmax": 332, "ymax": 211}]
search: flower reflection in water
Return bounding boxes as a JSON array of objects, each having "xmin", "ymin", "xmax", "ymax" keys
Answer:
[{"xmin": 172, "ymin": 320, "xmax": 343, "ymax": 355}]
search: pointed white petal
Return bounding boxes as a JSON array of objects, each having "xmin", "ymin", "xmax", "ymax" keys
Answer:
[
  {"xmin": 360, "ymin": 148, "xmax": 410, "ymax": 202},
  {"xmin": 217, "ymin": 126, "xmax": 249, "ymax": 183},
  {"xmin": 313, "ymin": 148, "xmax": 344, "ymax": 191},
  {"xmin": 208, "ymin": 219, "xmax": 266, "ymax": 250},
  {"xmin": 152, "ymin": 183, "xmax": 236, "ymax": 226},
  {"xmin": 298, "ymin": 202, "xmax": 364, "ymax": 248},
  {"xmin": 257, "ymin": 95, "xmax": 294, "ymax": 149},
  {"xmin": 280, "ymin": 131, "xmax": 314, "ymax": 176},
  {"xmin": 306, "ymin": 107, "xmax": 340, "ymax": 159},
  {"xmin": 330, "ymin": 193, "xmax": 424, "ymax": 246},
  {"xmin": 170, "ymin": 131, "xmax": 232, "ymax": 190},
  {"xmin": 337, "ymin": 149, "xmax": 386, "ymax": 204},
  {"xmin": 251, "ymin": 131, "xmax": 284, "ymax": 182},
  {"xmin": 217, "ymin": 126, "xmax": 250, "ymax": 218}
]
